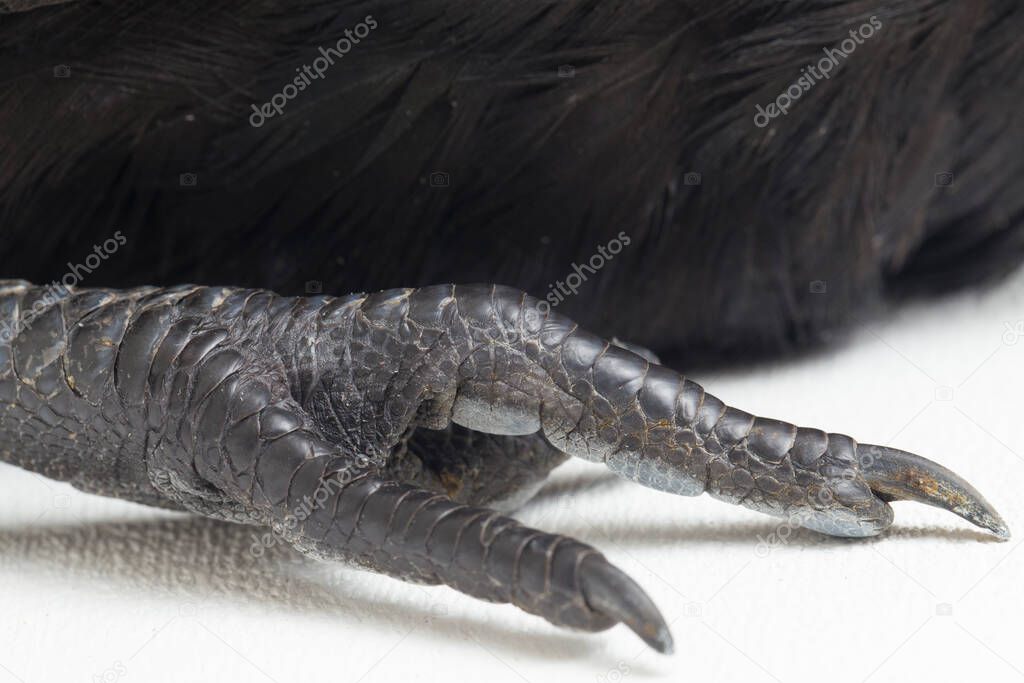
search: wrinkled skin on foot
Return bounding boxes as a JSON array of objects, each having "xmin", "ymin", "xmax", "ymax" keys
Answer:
[{"xmin": 0, "ymin": 281, "xmax": 1009, "ymax": 652}]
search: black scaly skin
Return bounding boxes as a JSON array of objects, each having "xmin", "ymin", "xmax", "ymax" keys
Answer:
[{"xmin": 0, "ymin": 280, "xmax": 1009, "ymax": 652}]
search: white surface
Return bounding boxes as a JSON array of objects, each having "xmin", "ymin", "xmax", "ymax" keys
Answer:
[{"xmin": 3, "ymin": 273, "xmax": 1024, "ymax": 683}]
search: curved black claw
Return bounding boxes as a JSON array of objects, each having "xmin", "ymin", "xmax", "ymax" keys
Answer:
[
  {"xmin": 859, "ymin": 444, "xmax": 1010, "ymax": 538},
  {"xmin": 579, "ymin": 555, "xmax": 675, "ymax": 654}
]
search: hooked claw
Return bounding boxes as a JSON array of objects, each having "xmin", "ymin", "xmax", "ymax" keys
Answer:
[
  {"xmin": 859, "ymin": 444, "xmax": 1010, "ymax": 539},
  {"xmin": 579, "ymin": 555, "xmax": 675, "ymax": 654}
]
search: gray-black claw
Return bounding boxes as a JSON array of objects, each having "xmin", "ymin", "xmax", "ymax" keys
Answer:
[
  {"xmin": 579, "ymin": 554, "xmax": 675, "ymax": 654},
  {"xmin": 859, "ymin": 444, "xmax": 1010, "ymax": 538}
]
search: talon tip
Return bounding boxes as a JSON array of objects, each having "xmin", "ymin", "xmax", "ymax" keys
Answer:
[
  {"xmin": 973, "ymin": 510, "xmax": 1010, "ymax": 540},
  {"xmin": 645, "ymin": 624, "xmax": 675, "ymax": 655},
  {"xmin": 580, "ymin": 555, "xmax": 675, "ymax": 654},
  {"xmin": 629, "ymin": 613, "xmax": 675, "ymax": 654}
]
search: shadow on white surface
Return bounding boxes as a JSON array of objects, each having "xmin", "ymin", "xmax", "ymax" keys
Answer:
[
  {"xmin": 0, "ymin": 467, "xmax": 1001, "ymax": 644},
  {"xmin": 0, "ymin": 511, "xmax": 613, "ymax": 660}
]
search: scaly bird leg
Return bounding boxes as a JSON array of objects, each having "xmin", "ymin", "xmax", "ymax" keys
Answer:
[{"xmin": 0, "ymin": 280, "xmax": 1008, "ymax": 655}]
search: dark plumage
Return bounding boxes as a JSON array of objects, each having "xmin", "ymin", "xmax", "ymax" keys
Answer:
[
  {"xmin": 1, "ymin": 0, "xmax": 1022, "ymax": 364},
  {"xmin": 0, "ymin": 1, "xmax": 1020, "ymax": 651}
]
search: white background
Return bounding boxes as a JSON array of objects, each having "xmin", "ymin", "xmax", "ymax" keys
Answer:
[{"xmin": 2, "ymin": 271, "xmax": 1023, "ymax": 683}]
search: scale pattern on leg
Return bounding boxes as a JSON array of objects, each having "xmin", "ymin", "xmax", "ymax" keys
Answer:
[
  {"xmin": 0, "ymin": 281, "xmax": 673, "ymax": 649},
  {"xmin": 0, "ymin": 280, "xmax": 1008, "ymax": 657},
  {"xmin": 319, "ymin": 283, "xmax": 1005, "ymax": 538}
]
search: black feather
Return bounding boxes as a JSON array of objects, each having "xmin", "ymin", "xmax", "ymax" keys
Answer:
[{"xmin": 1, "ymin": 0, "xmax": 1021, "ymax": 366}]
